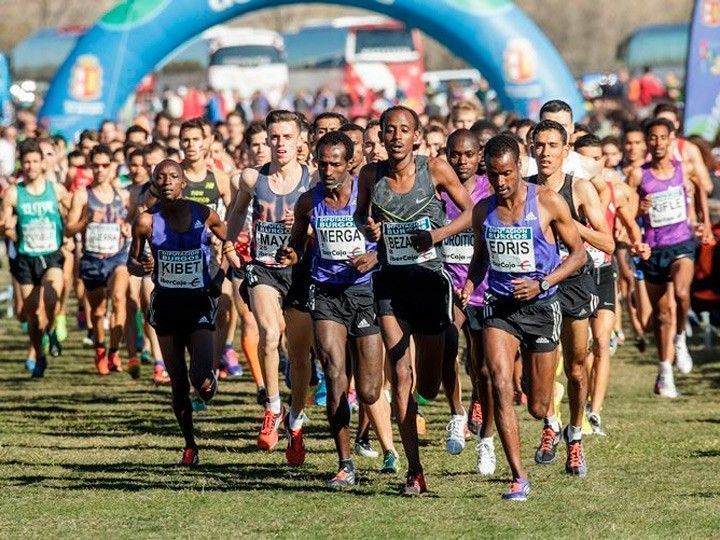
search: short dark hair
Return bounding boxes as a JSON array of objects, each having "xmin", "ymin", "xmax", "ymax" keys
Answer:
[
  {"xmin": 623, "ymin": 121, "xmax": 644, "ymax": 139},
  {"xmin": 179, "ymin": 118, "xmax": 205, "ymax": 137},
  {"xmin": 508, "ymin": 118, "xmax": 535, "ymax": 131},
  {"xmin": 540, "ymin": 99, "xmax": 573, "ymax": 122},
  {"xmin": 532, "ymin": 119, "xmax": 568, "ymax": 145},
  {"xmin": 128, "ymin": 148, "xmax": 144, "ymax": 161},
  {"xmin": 380, "ymin": 106, "xmax": 420, "ymax": 131},
  {"xmin": 365, "ymin": 119, "xmax": 381, "ymax": 131},
  {"xmin": 244, "ymin": 120, "xmax": 266, "ymax": 141},
  {"xmin": 644, "ymin": 117, "xmax": 675, "ymax": 137},
  {"xmin": 447, "ymin": 129, "xmax": 480, "ymax": 152},
  {"xmin": 142, "ymin": 141, "xmax": 167, "ymax": 157},
  {"xmin": 469, "ymin": 119, "xmax": 498, "ymax": 137},
  {"xmin": 19, "ymin": 138, "xmax": 43, "ymax": 160},
  {"xmin": 484, "ymin": 134, "xmax": 520, "ymax": 165},
  {"xmin": 653, "ymin": 102, "xmax": 679, "ymax": 120},
  {"xmin": 313, "ymin": 112, "xmax": 347, "ymax": 133},
  {"xmin": 339, "ymin": 123, "xmax": 364, "ymax": 137},
  {"xmin": 573, "ymin": 134, "xmax": 601, "ymax": 151},
  {"xmin": 316, "ymin": 131, "xmax": 354, "ymax": 162},
  {"xmin": 600, "ymin": 135, "xmax": 621, "ymax": 149},
  {"xmin": 79, "ymin": 129, "xmax": 98, "ymax": 143},
  {"xmin": 89, "ymin": 144, "xmax": 113, "ymax": 162},
  {"xmin": 573, "ymin": 123, "xmax": 592, "ymax": 135},
  {"xmin": 125, "ymin": 124, "xmax": 149, "ymax": 140},
  {"xmin": 266, "ymin": 110, "xmax": 302, "ymax": 132}
]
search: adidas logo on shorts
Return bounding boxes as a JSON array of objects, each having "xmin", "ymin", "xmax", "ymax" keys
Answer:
[
  {"xmin": 535, "ymin": 336, "xmax": 549, "ymax": 344},
  {"xmin": 357, "ymin": 318, "xmax": 370, "ymax": 329},
  {"xmin": 198, "ymin": 316, "xmax": 209, "ymax": 323}
]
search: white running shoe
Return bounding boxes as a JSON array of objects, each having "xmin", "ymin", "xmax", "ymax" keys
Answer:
[
  {"xmin": 675, "ymin": 338, "xmax": 693, "ymax": 374},
  {"xmin": 587, "ymin": 412, "xmax": 607, "ymax": 436},
  {"xmin": 476, "ymin": 436, "xmax": 496, "ymax": 476},
  {"xmin": 654, "ymin": 371, "xmax": 679, "ymax": 398},
  {"xmin": 445, "ymin": 414, "xmax": 467, "ymax": 455}
]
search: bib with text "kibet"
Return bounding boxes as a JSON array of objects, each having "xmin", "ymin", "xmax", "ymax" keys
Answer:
[
  {"xmin": 485, "ymin": 226, "xmax": 536, "ymax": 273},
  {"xmin": 158, "ymin": 249, "xmax": 203, "ymax": 289},
  {"xmin": 648, "ymin": 186, "xmax": 687, "ymax": 228},
  {"xmin": 383, "ymin": 217, "xmax": 437, "ymax": 266},
  {"xmin": 254, "ymin": 221, "xmax": 289, "ymax": 265},
  {"xmin": 21, "ymin": 218, "xmax": 59, "ymax": 254},
  {"xmin": 442, "ymin": 219, "xmax": 474, "ymax": 264},
  {"xmin": 316, "ymin": 216, "xmax": 365, "ymax": 261},
  {"xmin": 85, "ymin": 222, "xmax": 121, "ymax": 255}
]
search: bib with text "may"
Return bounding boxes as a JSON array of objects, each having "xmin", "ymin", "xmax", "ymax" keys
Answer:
[
  {"xmin": 485, "ymin": 226, "xmax": 536, "ymax": 273},
  {"xmin": 648, "ymin": 186, "xmax": 687, "ymax": 228},
  {"xmin": 383, "ymin": 217, "xmax": 437, "ymax": 266},
  {"xmin": 316, "ymin": 216, "xmax": 365, "ymax": 261},
  {"xmin": 158, "ymin": 249, "xmax": 203, "ymax": 289},
  {"xmin": 254, "ymin": 221, "xmax": 289, "ymax": 266}
]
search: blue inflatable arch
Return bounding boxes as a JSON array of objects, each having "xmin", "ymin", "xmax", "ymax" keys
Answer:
[{"xmin": 40, "ymin": 0, "xmax": 584, "ymax": 138}]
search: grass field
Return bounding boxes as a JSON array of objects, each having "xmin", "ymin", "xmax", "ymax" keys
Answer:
[{"xmin": 0, "ymin": 269, "xmax": 719, "ymax": 538}]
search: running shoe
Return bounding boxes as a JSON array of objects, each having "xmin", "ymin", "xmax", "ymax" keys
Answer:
[
  {"xmin": 615, "ymin": 329, "xmax": 626, "ymax": 346},
  {"xmin": 476, "ymin": 437, "xmax": 496, "ymax": 476},
  {"xmin": 582, "ymin": 408, "xmax": 594, "ymax": 436},
  {"xmin": 416, "ymin": 408, "xmax": 427, "ymax": 436},
  {"xmin": 47, "ymin": 330, "xmax": 62, "ymax": 358},
  {"xmin": 31, "ymin": 356, "xmax": 47, "ymax": 378},
  {"xmin": 609, "ymin": 332, "xmax": 618, "ymax": 356},
  {"xmin": 355, "ymin": 439, "xmax": 379, "ymax": 458},
  {"xmin": 403, "ymin": 471, "xmax": 427, "ymax": 496},
  {"xmin": 326, "ymin": 465, "xmax": 356, "ymax": 490},
  {"xmin": 24, "ymin": 358, "xmax": 36, "ymax": 372},
  {"xmin": 445, "ymin": 414, "xmax": 467, "ymax": 455},
  {"xmin": 41, "ymin": 333, "xmax": 49, "ymax": 356},
  {"xmin": 635, "ymin": 334, "xmax": 647, "ymax": 353},
  {"xmin": 222, "ymin": 347, "xmax": 243, "ymax": 378},
  {"xmin": 95, "ymin": 347, "xmax": 110, "ymax": 376},
  {"xmin": 380, "ymin": 450, "xmax": 398, "ymax": 474},
  {"xmin": 314, "ymin": 376, "xmax": 327, "ymax": 407},
  {"xmin": 654, "ymin": 372, "xmax": 678, "ymax": 398},
  {"xmin": 21, "ymin": 322, "xmax": 28, "ymax": 334},
  {"xmin": 76, "ymin": 309, "xmax": 87, "ymax": 330},
  {"xmin": 502, "ymin": 477, "xmax": 530, "ymax": 501},
  {"xmin": 177, "ymin": 447, "xmax": 199, "ymax": 467},
  {"xmin": 108, "ymin": 350, "xmax": 123, "ymax": 372},
  {"xmin": 152, "ymin": 361, "xmax": 170, "ymax": 384},
  {"xmin": 468, "ymin": 400, "xmax": 483, "ymax": 435},
  {"xmin": 83, "ymin": 330, "xmax": 95, "ymax": 348},
  {"xmin": 563, "ymin": 426, "xmax": 588, "ymax": 477},
  {"xmin": 127, "ymin": 357, "xmax": 141, "ymax": 379},
  {"xmin": 675, "ymin": 338, "xmax": 693, "ymax": 374},
  {"xmin": 55, "ymin": 314, "xmax": 68, "ymax": 342},
  {"xmin": 534, "ymin": 424, "xmax": 562, "ymax": 464},
  {"xmin": 191, "ymin": 395, "xmax": 208, "ymax": 413},
  {"xmin": 348, "ymin": 387, "xmax": 359, "ymax": 412},
  {"xmin": 257, "ymin": 406, "xmax": 286, "ymax": 451},
  {"xmin": 415, "ymin": 393, "xmax": 430, "ymax": 406},
  {"xmin": 285, "ymin": 414, "xmax": 307, "ymax": 467},
  {"xmin": 256, "ymin": 386, "xmax": 268, "ymax": 406},
  {"xmin": 140, "ymin": 350, "xmax": 153, "ymax": 364},
  {"xmin": 587, "ymin": 412, "xmax": 606, "ymax": 436}
]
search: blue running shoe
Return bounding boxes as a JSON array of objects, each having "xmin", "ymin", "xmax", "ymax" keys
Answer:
[
  {"xmin": 191, "ymin": 396, "xmax": 208, "ymax": 413},
  {"xmin": 25, "ymin": 358, "xmax": 36, "ymax": 372},
  {"xmin": 31, "ymin": 356, "xmax": 47, "ymax": 378},
  {"xmin": 48, "ymin": 330, "xmax": 62, "ymax": 358},
  {"xmin": 502, "ymin": 477, "xmax": 530, "ymax": 501},
  {"xmin": 140, "ymin": 350, "xmax": 153, "ymax": 365},
  {"xmin": 314, "ymin": 374, "xmax": 327, "ymax": 407}
]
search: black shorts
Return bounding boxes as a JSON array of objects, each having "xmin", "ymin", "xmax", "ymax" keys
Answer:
[
  {"xmin": 309, "ymin": 281, "xmax": 379, "ymax": 337},
  {"xmin": 284, "ymin": 256, "xmax": 312, "ymax": 312},
  {"xmin": 241, "ymin": 263, "xmax": 293, "ymax": 305},
  {"xmin": 227, "ymin": 266, "xmax": 246, "ymax": 282},
  {"xmin": 558, "ymin": 271, "xmax": 599, "ymax": 320},
  {"xmin": 465, "ymin": 304, "xmax": 485, "ymax": 332},
  {"xmin": 148, "ymin": 291, "xmax": 217, "ymax": 336},
  {"xmin": 640, "ymin": 239, "xmax": 697, "ymax": 285},
  {"xmin": 79, "ymin": 248, "xmax": 128, "ymax": 290},
  {"xmin": 482, "ymin": 293, "xmax": 561, "ymax": 353},
  {"xmin": 11, "ymin": 250, "xmax": 65, "ymax": 286},
  {"xmin": 374, "ymin": 266, "xmax": 452, "ymax": 335},
  {"xmin": 593, "ymin": 264, "xmax": 616, "ymax": 312}
]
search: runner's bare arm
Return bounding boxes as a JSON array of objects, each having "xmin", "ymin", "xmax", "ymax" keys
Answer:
[
  {"xmin": 226, "ymin": 167, "xmax": 258, "ymax": 242},
  {"xmin": 686, "ymin": 161, "xmax": 714, "ymax": 244},
  {"xmin": 0, "ymin": 185, "xmax": 17, "ymax": 239},
  {"xmin": 574, "ymin": 178, "xmax": 615, "ymax": 254},
  {"xmin": 684, "ymin": 141, "xmax": 714, "ymax": 195},
  {"xmin": 214, "ymin": 169, "xmax": 233, "ymax": 208},
  {"xmin": 614, "ymin": 182, "xmax": 644, "ymax": 246},
  {"xmin": 462, "ymin": 199, "xmax": 490, "ymax": 303},
  {"xmin": 278, "ymin": 190, "xmax": 313, "ymax": 267},
  {"xmin": 56, "ymin": 183, "xmax": 72, "ymax": 216},
  {"xmin": 354, "ymin": 163, "xmax": 381, "ymax": 241},
  {"xmin": 540, "ymin": 189, "xmax": 586, "ymax": 286},
  {"xmin": 127, "ymin": 212, "xmax": 153, "ymax": 277},
  {"xmin": 64, "ymin": 189, "xmax": 89, "ymax": 236},
  {"xmin": 427, "ymin": 157, "xmax": 473, "ymax": 243}
]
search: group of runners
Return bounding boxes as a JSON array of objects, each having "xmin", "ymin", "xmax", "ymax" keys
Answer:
[{"xmin": 0, "ymin": 98, "xmax": 714, "ymax": 500}]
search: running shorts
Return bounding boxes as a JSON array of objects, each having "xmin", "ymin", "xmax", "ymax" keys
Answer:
[
  {"xmin": 464, "ymin": 304, "xmax": 485, "ymax": 332},
  {"xmin": 241, "ymin": 263, "xmax": 293, "ymax": 304},
  {"xmin": 482, "ymin": 293, "xmax": 561, "ymax": 353},
  {"xmin": 374, "ymin": 266, "xmax": 452, "ymax": 335},
  {"xmin": 593, "ymin": 263, "xmax": 616, "ymax": 313},
  {"xmin": 148, "ymin": 291, "xmax": 217, "ymax": 336},
  {"xmin": 558, "ymin": 271, "xmax": 599, "ymax": 320},
  {"xmin": 639, "ymin": 239, "xmax": 697, "ymax": 285},
  {"xmin": 11, "ymin": 250, "xmax": 65, "ymax": 286},
  {"xmin": 79, "ymin": 248, "xmax": 129, "ymax": 290},
  {"xmin": 284, "ymin": 256, "xmax": 312, "ymax": 312},
  {"xmin": 309, "ymin": 281, "xmax": 379, "ymax": 337}
]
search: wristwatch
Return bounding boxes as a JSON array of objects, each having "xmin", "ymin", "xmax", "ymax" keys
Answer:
[{"xmin": 539, "ymin": 279, "xmax": 551, "ymax": 292}]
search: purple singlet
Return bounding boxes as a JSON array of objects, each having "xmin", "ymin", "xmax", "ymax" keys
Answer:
[
  {"xmin": 639, "ymin": 161, "xmax": 692, "ymax": 248},
  {"xmin": 483, "ymin": 182, "xmax": 559, "ymax": 300},
  {"xmin": 441, "ymin": 175, "xmax": 491, "ymax": 306}
]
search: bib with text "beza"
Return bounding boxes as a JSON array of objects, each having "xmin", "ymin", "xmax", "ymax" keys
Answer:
[
  {"xmin": 21, "ymin": 218, "xmax": 59, "ymax": 254},
  {"xmin": 442, "ymin": 219, "xmax": 474, "ymax": 264},
  {"xmin": 158, "ymin": 249, "xmax": 203, "ymax": 289},
  {"xmin": 85, "ymin": 222, "xmax": 121, "ymax": 255},
  {"xmin": 383, "ymin": 217, "xmax": 437, "ymax": 266},
  {"xmin": 485, "ymin": 226, "xmax": 536, "ymax": 273},
  {"xmin": 316, "ymin": 216, "xmax": 365, "ymax": 261},
  {"xmin": 648, "ymin": 186, "xmax": 687, "ymax": 228},
  {"xmin": 254, "ymin": 221, "xmax": 289, "ymax": 265}
]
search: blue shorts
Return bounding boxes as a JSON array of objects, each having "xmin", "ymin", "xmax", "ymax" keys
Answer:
[{"xmin": 79, "ymin": 248, "xmax": 128, "ymax": 290}]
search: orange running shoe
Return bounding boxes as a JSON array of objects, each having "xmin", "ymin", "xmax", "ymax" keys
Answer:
[
  {"xmin": 403, "ymin": 470, "xmax": 428, "ymax": 496},
  {"xmin": 177, "ymin": 447, "xmax": 199, "ymax": 467},
  {"xmin": 468, "ymin": 400, "xmax": 483, "ymax": 435},
  {"xmin": 108, "ymin": 350, "xmax": 123, "ymax": 372},
  {"xmin": 285, "ymin": 413, "xmax": 307, "ymax": 467},
  {"xmin": 127, "ymin": 357, "xmax": 141, "ymax": 379},
  {"xmin": 95, "ymin": 346, "xmax": 109, "ymax": 376},
  {"xmin": 152, "ymin": 362, "xmax": 170, "ymax": 384},
  {"xmin": 257, "ymin": 406, "xmax": 285, "ymax": 451}
]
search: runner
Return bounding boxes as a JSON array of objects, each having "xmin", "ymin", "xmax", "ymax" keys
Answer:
[
  {"xmin": 626, "ymin": 118, "xmax": 713, "ymax": 396},
  {"xmin": 1, "ymin": 139, "xmax": 70, "ymax": 377},
  {"xmin": 127, "ymin": 159, "xmax": 227, "ymax": 466},
  {"xmin": 277, "ymin": 130, "xmax": 392, "ymax": 488},
  {"xmin": 312, "ymin": 112, "xmax": 347, "ymax": 149},
  {"xmin": 354, "ymin": 105, "xmax": 474, "ymax": 495},
  {"xmin": 338, "ymin": 123, "xmax": 366, "ymax": 177},
  {"xmin": 529, "ymin": 120, "xmax": 614, "ymax": 476},
  {"xmin": 65, "ymin": 144, "xmax": 132, "ymax": 375},
  {"xmin": 462, "ymin": 133, "xmax": 586, "ymax": 500},
  {"xmin": 226, "ymin": 110, "xmax": 314, "ymax": 466},
  {"xmin": 362, "ymin": 120, "xmax": 388, "ymax": 164},
  {"xmin": 441, "ymin": 128, "xmax": 495, "ymax": 475}
]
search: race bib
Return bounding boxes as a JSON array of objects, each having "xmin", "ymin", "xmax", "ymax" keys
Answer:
[
  {"xmin": 254, "ymin": 221, "xmax": 289, "ymax": 265},
  {"xmin": 648, "ymin": 186, "xmax": 687, "ymax": 228},
  {"xmin": 21, "ymin": 218, "xmax": 58, "ymax": 254},
  {"xmin": 85, "ymin": 222, "xmax": 121, "ymax": 255},
  {"xmin": 158, "ymin": 249, "xmax": 203, "ymax": 289},
  {"xmin": 316, "ymin": 216, "xmax": 365, "ymax": 261},
  {"xmin": 587, "ymin": 244, "xmax": 609, "ymax": 268},
  {"xmin": 383, "ymin": 217, "xmax": 437, "ymax": 266},
  {"xmin": 443, "ymin": 223, "xmax": 474, "ymax": 264},
  {"xmin": 485, "ymin": 226, "xmax": 536, "ymax": 273}
]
